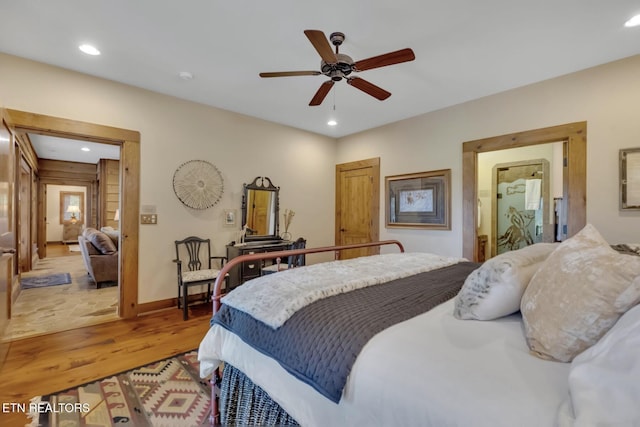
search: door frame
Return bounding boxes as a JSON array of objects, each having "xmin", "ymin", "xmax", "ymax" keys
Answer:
[
  {"xmin": 462, "ymin": 122, "xmax": 586, "ymax": 261},
  {"xmin": 18, "ymin": 156, "xmax": 32, "ymax": 272},
  {"xmin": 5, "ymin": 109, "xmax": 141, "ymax": 318},
  {"xmin": 335, "ymin": 157, "xmax": 380, "ymax": 257}
]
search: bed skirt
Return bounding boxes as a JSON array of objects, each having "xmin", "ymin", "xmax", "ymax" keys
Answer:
[{"xmin": 220, "ymin": 363, "xmax": 299, "ymax": 426}]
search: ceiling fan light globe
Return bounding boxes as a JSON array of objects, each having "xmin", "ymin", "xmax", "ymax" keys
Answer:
[{"xmin": 330, "ymin": 70, "xmax": 343, "ymax": 81}]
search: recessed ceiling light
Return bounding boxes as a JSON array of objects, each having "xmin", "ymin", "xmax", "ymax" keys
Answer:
[
  {"xmin": 81, "ymin": 147, "xmax": 91, "ymax": 152},
  {"xmin": 625, "ymin": 14, "xmax": 640, "ymax": 27},
  {"xmin": 179, "ymin": 71, "xmax": 194, "ymax": 80},
  {"xmin": 79, "ymin": 44, "xmax": 101, "ymax": 55},
  {"xmin": 327, "ymin": 120, "xmax": 337, "ymax": 126}
]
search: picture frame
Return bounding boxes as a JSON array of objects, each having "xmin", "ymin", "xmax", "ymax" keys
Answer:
[
  {"xmin": 620, "ymin": 147, "xmax": 640, "ymax": 210},
  {"xmin": 385, "ymin": 169, "xmax": 451, "ymax": 229},
  {"xmin": 223, "ymin": 209, "xmax": 237, "ymax": 226}
]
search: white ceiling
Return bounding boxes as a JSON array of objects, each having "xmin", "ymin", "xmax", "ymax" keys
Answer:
[
  {"xmin": 29, "ymin": 134, "xmax": 120, "ymax": 164},
  {"xmin": 1, "ymin": 1, "xmax": 639, "ymax": 141}
]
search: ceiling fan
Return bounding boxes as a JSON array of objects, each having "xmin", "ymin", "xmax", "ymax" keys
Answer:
[{"xmin": 259, "ymin": 30, "xmax": 415, "ymax": 106}]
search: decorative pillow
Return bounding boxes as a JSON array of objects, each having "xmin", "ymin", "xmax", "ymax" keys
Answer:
[
  {"xmin": 87, "ymin": 229, "xmax": 117, "ymax": 255},
  {"xmin": 100, "ymin": 226, "xmax": 120, "ymax": 247},
  {"xmin": 453, "ymin": 242, "xmax": 558, "ymax": 320},
  {"xmin": 521, "ymin": 223, "xmax": 640, "ymax": 362},
  {"xmin": 556, "ymin": 303, "xmax": 640, "ymax": 425}
]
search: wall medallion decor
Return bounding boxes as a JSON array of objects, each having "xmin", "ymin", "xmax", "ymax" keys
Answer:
[{"xmin": 172, "ymin": 160, "xmax": 224, "ymax": 209}]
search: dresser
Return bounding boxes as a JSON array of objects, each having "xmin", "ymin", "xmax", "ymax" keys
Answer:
[
  {"xmin": 226, "ymin": 240, "xmax": 293, "ymax": 289},
  {"xmin": 62, "ymin": 222, "xmax": 83, "ymax": 244}
]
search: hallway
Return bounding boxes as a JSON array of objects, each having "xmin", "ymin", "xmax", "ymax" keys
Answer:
[{"xmin": 2, "ymin": 243, "xmax": 118, "ymax": 341}]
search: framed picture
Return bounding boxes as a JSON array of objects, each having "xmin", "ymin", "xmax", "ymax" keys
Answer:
[
  {"xmin": 385, "ymin": 169, "xmax": 451, "ymax": 229},
  {"xmin": 223, "ymin": 209, "xmax": 237, "ymax": 226},
  {"xmin": 620, "ymin": 147, "xmax": 640, "ymax": 210}
]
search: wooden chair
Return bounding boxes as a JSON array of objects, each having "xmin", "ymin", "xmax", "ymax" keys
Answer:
[
  {"xmin": 173, "ymin": 236, "xmax": 226, "ymax": 320},
  {"xmin": 261, "ymin": 237, "xmax": 307, "ymax": 275}
]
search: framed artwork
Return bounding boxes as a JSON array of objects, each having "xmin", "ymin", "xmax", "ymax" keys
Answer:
[
  {"xmin": 224, "ymin": 209, "xmax": 237, "ymax": 226},
  {"xmin": 620, "ymin": 147, "xmax": 640, "ymax": 210},
  {"xmin": 385, "ymin": 169, "xmax": 451, "ymax": 229}
]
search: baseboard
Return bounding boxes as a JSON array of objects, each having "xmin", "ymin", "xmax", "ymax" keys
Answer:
[{"xmin": 137, "ymin": 292, "xmax": 209, "ymax": 315}]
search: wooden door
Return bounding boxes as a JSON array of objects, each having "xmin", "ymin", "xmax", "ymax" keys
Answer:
[{"xmin": 335, "ymin": 158, "xmax": 380, "ymax": 260}]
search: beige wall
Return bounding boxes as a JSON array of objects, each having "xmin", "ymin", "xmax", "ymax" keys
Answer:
[
  {"xmin": 0, "ymin": 53, "xmax": 337, "ymax": 303},
  {"xmin": 337, "ymin": 55, "xmax": 640, "ymax": 256},
  {"xmin": 2, "ymin": 51, "xmax": 640, "ymax": 302}
]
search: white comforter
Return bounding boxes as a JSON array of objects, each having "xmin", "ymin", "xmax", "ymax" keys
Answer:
[{"xmin": 199, "ymin": 299, "xmax": 571, "ymax": 427}]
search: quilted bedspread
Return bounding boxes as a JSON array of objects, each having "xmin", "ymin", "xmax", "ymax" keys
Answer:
[{"xmin": 212, "ymin": 261, "xmax": 480, "ymax": 403}]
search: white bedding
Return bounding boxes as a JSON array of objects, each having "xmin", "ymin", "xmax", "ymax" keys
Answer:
[
  {"xmin": 222, "ymin": 252, "xmax": 462, "ymax": 328},
  {"xmin": 199, "ymin": 298, "xmax": 570, "ymax": 427}
]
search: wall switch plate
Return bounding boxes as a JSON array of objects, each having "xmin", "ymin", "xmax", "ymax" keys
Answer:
[{"xmin": 141, "ymin": 214, "xmax": 157, "ymax": 224}]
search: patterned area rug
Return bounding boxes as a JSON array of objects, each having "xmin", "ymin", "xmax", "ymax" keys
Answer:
[
  {"xmin": 21, "ymin": 273, "xmax": 72, "ymax": 289},
  {"xmin": 29, "ymin": 350, "xmax": 211, "ymax": 427}
]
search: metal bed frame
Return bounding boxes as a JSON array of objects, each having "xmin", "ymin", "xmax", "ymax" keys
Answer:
[{"xmin": 208, "ymin": 240, "xmax": 405, "ymax": 424}]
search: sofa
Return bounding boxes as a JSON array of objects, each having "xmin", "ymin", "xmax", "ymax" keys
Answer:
[{"xmin": 78, "ymin": 227, "xmax": 118, "ymax": 288}]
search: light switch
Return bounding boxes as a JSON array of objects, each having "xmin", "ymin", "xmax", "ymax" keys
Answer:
[{"xmin": 141, "ymin": 214, "xmax": 157, "ymax": 224}]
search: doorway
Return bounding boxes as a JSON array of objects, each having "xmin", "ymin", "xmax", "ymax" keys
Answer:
[
  {"xmin": 335, "ymin": 157, "xmax": 380, "ymax": 260},
  {"xmin": 462, "ymin": 122, "xmax": 587, "ymax": 261},
  {"xmin": 4, "ymin": 108, "xmax": 140, "ymax": 321}
]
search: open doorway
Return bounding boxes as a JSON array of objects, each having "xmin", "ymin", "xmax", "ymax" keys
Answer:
[
  {"xmin": 3, "ymin": 108, "xmax": 140, "ymax": 342},
  {"xmin": 462, "ymin": 122, "xmax": 586, "ymax": 261}
]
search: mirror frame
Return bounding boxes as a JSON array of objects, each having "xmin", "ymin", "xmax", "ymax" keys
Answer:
[{"xmin": 241, "ymin": 176, "xmax": 280, "ymax": 241}]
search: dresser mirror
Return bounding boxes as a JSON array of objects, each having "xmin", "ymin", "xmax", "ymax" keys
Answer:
[{"xmin": 241, "ymin": 176, "xmax": 280, "ymax": 241}]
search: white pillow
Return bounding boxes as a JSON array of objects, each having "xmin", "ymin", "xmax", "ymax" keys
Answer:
[
  {"xmin": 556, "ymin": 303, "xmax": 640, "ymax": 426},
  {"xmin": 453, "ymin": 243, "xmax": 558, "ymax": 320},
  {"xmin": 521, "ymin": 223, "xmax": 640, "ymax": 362}
]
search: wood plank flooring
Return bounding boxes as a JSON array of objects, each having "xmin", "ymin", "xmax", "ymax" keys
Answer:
[{"xmin": 0, "ymin": 305, "xmax": 212, "ymax": 427}]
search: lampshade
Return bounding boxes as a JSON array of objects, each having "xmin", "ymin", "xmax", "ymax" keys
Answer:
[
  {"xmin": 114, "ymin": 209, "xmax": 120, "ymax": 221},
  {"xmin": 66, "ymin": 205, "xmax": 80, "ymax": 223},
  {"xmin": 66, "ymin": 205, "xmax": 80, "ymax": 214}
]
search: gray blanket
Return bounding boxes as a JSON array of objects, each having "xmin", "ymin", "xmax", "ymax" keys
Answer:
[{"xmin": 212, "ymin": 261, "xmax": 479, "ymax": 403}]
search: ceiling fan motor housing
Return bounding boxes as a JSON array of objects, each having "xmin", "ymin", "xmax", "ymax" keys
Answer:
[{"xmin": 321, "ymin": 53, "xmax": 354, "ymax": 81}]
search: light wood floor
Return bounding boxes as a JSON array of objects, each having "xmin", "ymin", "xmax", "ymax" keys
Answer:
[
  {"xmin": 0, "ymin": 305, "xmax": 212, "ymax": 427},
  {"xmin": 5, "ymin": 242, "xmax": 119, "ymax": 341}
]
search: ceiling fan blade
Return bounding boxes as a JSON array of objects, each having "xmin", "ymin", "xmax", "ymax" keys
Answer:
[
  {"xmin": 354, "ymin": 48, "xmax": 415, "ymax": 71},
  {"xmin": 259, "ymin": 71, "xmax": 321, "ymax": 78},
  {"xmin": 347, "ymin": 77, "xmax": 391, "ymax": 101},
  {"xmin": 304, "ymin": 30, "xmax": 338, "ymax": 63},
  {"xmin": 309, "ymin": 81, "xmax": 335, "ymax": 106}
]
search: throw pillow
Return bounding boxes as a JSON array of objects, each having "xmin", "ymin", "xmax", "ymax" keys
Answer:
[
  {"xmin": 521, "ymin": 223, "xmax": 640, "ymax": 362},
  {"xmin": 556, "ymin": 304, "xmax": 640, "ymax": 425},
  {"xmin": 87, "ymin": 230, "xmax": 117, "ymax": 255},
  {"xmin": 100, "ymin": 227, "xmax": 119, "ymax": 247},
  {"xmin": 453, "ymin": 243, "xmax": 558, "ymax": 320}
]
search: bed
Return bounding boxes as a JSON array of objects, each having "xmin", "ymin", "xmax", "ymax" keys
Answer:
[{"xmin": 199, "ymin": 225, "xmax": 640, "ymax": 426}]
